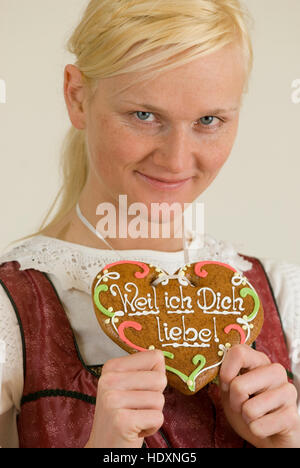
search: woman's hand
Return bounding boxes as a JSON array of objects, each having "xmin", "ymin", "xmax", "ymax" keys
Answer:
[
  {"xmin": 85, "ymin": 349, "xmax": 167, "ymax": 448},
  {"xmin": 219, "ymin": 344, "xmax": 300, "ymax": 448}
]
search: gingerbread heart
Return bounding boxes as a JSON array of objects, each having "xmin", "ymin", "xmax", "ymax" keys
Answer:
[{"xmin": 91, "ymin": 260, "xmax": 264, "ymax": 395}]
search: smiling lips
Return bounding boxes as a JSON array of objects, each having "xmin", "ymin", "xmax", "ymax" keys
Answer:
[{"xmin": 136, "ymin": 171, "xmax": 192, "ymax": 191}]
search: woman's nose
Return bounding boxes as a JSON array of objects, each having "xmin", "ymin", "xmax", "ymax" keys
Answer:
[{"xmin": 151, "ymin": 125, "xmax": 196, "ymax": 173}]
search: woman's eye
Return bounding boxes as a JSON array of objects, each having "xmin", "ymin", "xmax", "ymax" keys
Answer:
[
  {"xmin": 135, "ymin": 111, "xmax": 155, "ymax": 122},
  {"xmin": 132, "ymin": 111, "xmax": 222, "ymax": 129},
  {"xmin": 199, "ymin": 116, "xmax": 217, "ymax": 126}
]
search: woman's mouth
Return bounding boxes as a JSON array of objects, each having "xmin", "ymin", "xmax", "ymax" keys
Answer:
[{"xmin": 135, "ymin": 171, "xmax": 192, "ymax": 191}]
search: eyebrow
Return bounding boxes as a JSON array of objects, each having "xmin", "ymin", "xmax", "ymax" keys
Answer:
[{"xmin": 121, "ymin": 100, "xmax": 239, "ymax": 115}]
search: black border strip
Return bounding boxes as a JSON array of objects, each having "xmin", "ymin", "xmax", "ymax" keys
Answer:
[
  {"xmin": 158, "ymin": 427, "xmax": 172, "ymax": 448},
  {"xmin": 21, "ymin": 388, "xmax": 96, "ymax": 406}
]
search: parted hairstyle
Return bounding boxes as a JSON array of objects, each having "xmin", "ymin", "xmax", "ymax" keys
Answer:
[{"xmin": 11, "ymin": 0, "xmax": 253, "ymax": 246}]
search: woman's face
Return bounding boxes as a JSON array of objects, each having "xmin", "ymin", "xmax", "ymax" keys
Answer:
[{"xmin": 70, "ymin": 42, "xmax": 246, "ymax": 215}]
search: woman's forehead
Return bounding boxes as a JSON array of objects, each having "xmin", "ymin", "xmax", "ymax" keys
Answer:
[{"xmin": 95, "ymin": 43, "xmax": 246, "ymax": 110}]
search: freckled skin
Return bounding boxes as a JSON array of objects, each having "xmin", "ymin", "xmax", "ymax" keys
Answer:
[{"xmin": 44, "ymin": 42, "xmax": 246, "ymax": 250}]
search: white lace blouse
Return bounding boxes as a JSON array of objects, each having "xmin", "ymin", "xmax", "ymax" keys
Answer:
[{"xmin": 0, "ymin": 234, "xmax": 299, "ymax": 448}]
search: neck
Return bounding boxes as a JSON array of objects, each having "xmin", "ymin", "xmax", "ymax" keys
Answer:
[
  {"xmin": 75, "ymin": 185, "xmax": 187, "ymax": 252},
  {"xmin": 43, "ymin": 204, "xmax": 186, "ymax": 253}
]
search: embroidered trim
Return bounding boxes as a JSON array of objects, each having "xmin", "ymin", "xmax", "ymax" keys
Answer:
[
  {"xmin": 0, "ymin": 234, "xmax": 253, "ymax": 295},
  {"xmin": 21, "ymin": 388, "xmax": 96, "ymax": 406}
]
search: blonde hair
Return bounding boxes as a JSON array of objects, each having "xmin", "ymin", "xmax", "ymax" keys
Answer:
[{"xmin": 9, "ymin": 0, "xmax": 253, "ymax": 248}]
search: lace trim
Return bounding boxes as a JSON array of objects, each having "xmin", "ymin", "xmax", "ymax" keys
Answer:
[{"xmin": 0, "ymin": 234, "xmax": 253, "ymax": 295}]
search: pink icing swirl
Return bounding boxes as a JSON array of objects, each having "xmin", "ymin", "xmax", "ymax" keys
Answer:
[
  {"xmin": 118, "ymin": 321, "xmax": 148, "ymax": 352},
  {"xmin": 194, "ymin": 261, "xmax": 237, "ymax": 278},
  {"xmin": 103, "ymin": 260, "xmax": 150, "ymax": 279},
  {"xmin": 224, "ymin": 324, "xmax": 246, "ymax": 344}
]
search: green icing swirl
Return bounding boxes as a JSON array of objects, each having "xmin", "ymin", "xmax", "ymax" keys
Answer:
[
  {"xmin": 164, "ymin": 353, "xmax": 206, "ymax": 392},
  {"xmin": 93, "ymin": 284, "xmax": 114, "ymax": 318},
  {"xmin": 240, "ymin": 287, "xmax": 260, "ymax": 321}
]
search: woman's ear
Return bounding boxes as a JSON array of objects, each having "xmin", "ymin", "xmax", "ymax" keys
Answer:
[{"xmin": 64, "ymin": 64, "xmax": 88, "ymax": 130}]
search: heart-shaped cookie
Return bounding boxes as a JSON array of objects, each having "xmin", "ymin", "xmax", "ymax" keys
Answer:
[{"xmin": 92, "ymin": 260, "xmax": 264, "ymax": 395}]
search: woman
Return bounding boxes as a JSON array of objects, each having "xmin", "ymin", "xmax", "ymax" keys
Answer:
[{"xmin": 0, "ymin": 0, "xmax": 300, "ymax": 448}]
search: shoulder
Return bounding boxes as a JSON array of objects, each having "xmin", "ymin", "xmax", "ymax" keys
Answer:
[
  {"xmin": 0, "ymin": 235, "xmax": 44, "ymax": 269},
  {"xmin": 259, "ymin": 258, "xmax": 300, "ymax": 314},
  {"xmin": 0, "ymin": 235, "xmax": 76, "ymax": 291}
]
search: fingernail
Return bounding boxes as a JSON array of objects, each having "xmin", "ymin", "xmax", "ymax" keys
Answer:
[
  {"xmin": 242, "ymin": 414, "xmax": 251, "ymax": 425},
  {"xmin": 221, "ymin": 382, "xmax": 229, "ymax": 392}
]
